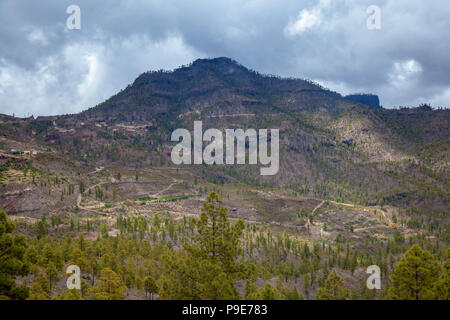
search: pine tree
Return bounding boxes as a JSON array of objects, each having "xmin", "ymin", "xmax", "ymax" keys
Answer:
[
  {"xmin": 280, "ymin": 285, "xmax": 303, "ymax": 300},
  {"xmin": 185, "ymin": 192, "xmax": 245, "ymax": 274},
  {"xmin": 86, "ymin": 255, "xmax": 99, "ymax": 286},
  {"xmin": 35, "ymin": 216, "xmax": 48, "ymax": 239},
  {"xmin": 244, "ymin": 280, "xmax": 258, "ymax": 299},
  {"xmin": 157, "ymin": 252, "xmax": 199, "ymax": 299},
  {"xmin": 247, "ymin": 283, "xmax": 285, "ymax": 300},
  {"xmin": 45, "ymin": 262, "xmax": 59, "ymax": 291},
  {"xmin": 159, "ymin": 193, "xmax": 246, "ymax": 300},
  {"xmin": 144, "ymin": 276, "xmax": 157, "ymax": 300},
  {"xmin": 0, "ymin": 210, "xmax": 30, "ymax": 299},
  {"xmin": 89, "ymin": 268, "xmax": 126, "ymax": 300},
  {"xmin": 315, "ymin": 270, "xmax": 350, "ymax": 300},
  {"xmin": 389, "ymin": 245, "xmax": 441, "ymax": 300},
  {"xmin": 158, "ymin": 250, "xmax": 241, "ymax": 300},
  {"xmin": 79, "ymin": 180, "xmax": 85, "ymax": 193},
  {"xmin": 434, "ymin": 248, "xmax": 449, "ymax": 300},
  {"xmin": 29, "ymin": 271, "xmax": 50, "ymax": 300},
  {"xmin": 53, "ymin": 289, "xmax": 82, "ymax": 300}
]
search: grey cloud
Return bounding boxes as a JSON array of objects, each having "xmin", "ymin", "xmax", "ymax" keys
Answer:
[{"xmin": 0, "ymin": 0, "xmax": 449, "ymax": 117}]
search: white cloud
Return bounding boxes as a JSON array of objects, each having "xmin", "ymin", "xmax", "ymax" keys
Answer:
[
  {"xmin": 27, "ymin": 28, "xmax": 49, "ymax": 46},
  {"xmin": 284, "ymin": 10, "xmax": 320, "ymax": 36},
  {"xmin": 430, "ymin": 87, "xmax": 450, "ymax": 108},
  {"xmin": 284, "ymin": 0, "xmax": 330, "ymax": 36},
  {"xmin": 0, "ymin": 0, "xmax": 449, "ymax": 114},
  {"xmin": 390, "ymin": 59, "xmax": 422, "ymax": 83},
  {"xmin": 0, "ymin": 34, "xmax": 204, "ymax": 117}
]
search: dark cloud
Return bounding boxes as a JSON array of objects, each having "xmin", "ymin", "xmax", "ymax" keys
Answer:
[{"xmin": 0, "ymin": 0, "xmax": 449, "ymax": 117}]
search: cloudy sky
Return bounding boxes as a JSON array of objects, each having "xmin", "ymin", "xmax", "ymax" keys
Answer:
[{"xmin": 0, "ymin": 0, "xmax": 449, "ymax": 117}]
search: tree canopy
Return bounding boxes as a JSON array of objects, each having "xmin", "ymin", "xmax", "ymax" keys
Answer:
[
  {"xmin": 0, "ymin": 210, "xmax": 30, "ymax": 299},
  {"xmin": 389, "ymin": 245, "xmax": 441, "ymax": 300}
]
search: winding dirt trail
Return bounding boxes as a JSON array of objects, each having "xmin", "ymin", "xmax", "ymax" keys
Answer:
[
  {"xmin": 329, "ymin": 200, "xmax": 394, "ymax": 226},
  {"xmin": 76, "ymin": 180, "xmax": 114, "ymax": 212},
  {"xmin": 306, "ymin": 200, "xmax": 325, "ymax": 229},
  {"xmin": 76, "ymin": 169, "xmax": 182, "ymax": 212},
  {"xmin": 312, "ymin": 200, "xmax": 325, "ymax": 215},
  {"xmin": 151, "ymin": 171, "xmax": 182, "ymax": 197},
  {"xmin": 153, "ymin": 181, "xmax": 178, "ymax": 196}
]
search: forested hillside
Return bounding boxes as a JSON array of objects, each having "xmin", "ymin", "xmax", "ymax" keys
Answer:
[{"xmin": 1, "ymin": 194, "xmax": 448, "ymax": 300}]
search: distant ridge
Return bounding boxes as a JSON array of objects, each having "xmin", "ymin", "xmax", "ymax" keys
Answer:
[{"xmin": 344, "ymin": 94, "xmax": 381, "ymax": 108}]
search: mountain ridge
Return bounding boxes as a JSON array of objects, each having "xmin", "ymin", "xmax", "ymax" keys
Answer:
[{"xmin": 0, "ymin": 57, "xmax": 448, "ymax": 218}]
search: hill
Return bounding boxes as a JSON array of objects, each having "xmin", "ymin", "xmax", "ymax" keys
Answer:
[
  {"xmin": 1, "ymin": 58, "xmax": 447, "ymax": 215},
  {"xmin": 0, "ymin": 57, "xmax": 448, "ymax": 300}
]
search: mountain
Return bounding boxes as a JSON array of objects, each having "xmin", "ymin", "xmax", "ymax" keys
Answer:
[
  {"xmin": 1, "ymin": 58, "xmax": 449, "ymax": 301},
  {"xmin": 0, "ymin": 57, "xmax": 448, "ymax": 220}
]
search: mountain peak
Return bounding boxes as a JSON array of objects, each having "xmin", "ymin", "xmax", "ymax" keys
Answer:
[
  {"xmin": 191, "ymin": 57, "xmax": 241, "ymax": 66},
  {"xmin": 187, "ymin": 57, "xmax": 247, "ymax": 74}
]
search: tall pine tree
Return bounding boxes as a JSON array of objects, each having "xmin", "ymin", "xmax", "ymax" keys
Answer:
[
  {"xmin": 389, "ymin": 245, "xmax": 441, "ymax": 300},
  {"xmin": 159, "ymin": 192, "xmax": 247, "ymax": 299}
]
